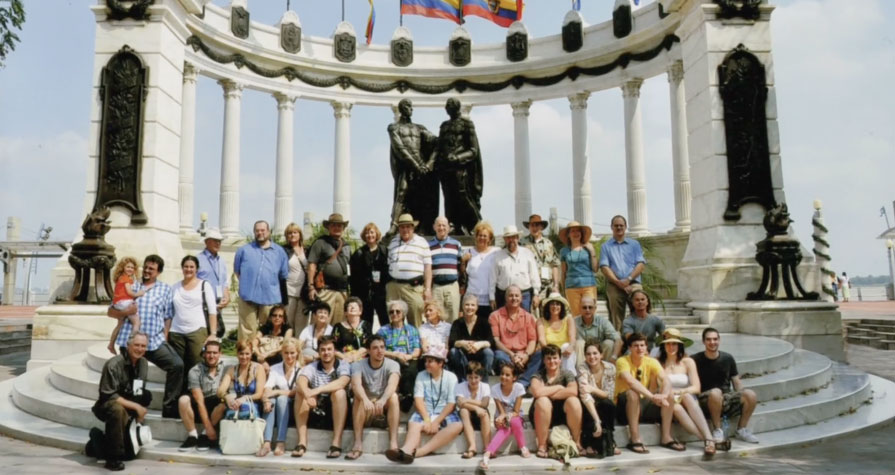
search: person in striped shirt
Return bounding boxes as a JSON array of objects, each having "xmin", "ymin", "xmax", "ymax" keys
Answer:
[
  {"xmin": 386, "ymin": 213, "xmax": 433, "ymax": 327},
  {"xmin": 428, "ymin": 216, "xmax": 463, "ymax": 322}
]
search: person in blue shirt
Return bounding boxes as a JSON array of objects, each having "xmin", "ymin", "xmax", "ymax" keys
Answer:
[
  {"xmin": 234, "ymin": 220, "xmax": 289, "ymax": 342},
  {"xmin": 599, "ymin": 215, "xmax": 645, "ymax": 330},
  {"xmin": 196, "ymin": 228, "xmax": 231, "ymax": 316}
]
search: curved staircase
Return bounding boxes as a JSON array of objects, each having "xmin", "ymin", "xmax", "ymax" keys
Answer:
[{"xmin": 1, "ymin": 334, "xmax": 893, "ymax": 473}]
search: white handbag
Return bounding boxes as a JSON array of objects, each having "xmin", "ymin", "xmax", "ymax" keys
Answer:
[{"xmin": 219, "ymin": 402, "xmax": 266, "ymax": 455}]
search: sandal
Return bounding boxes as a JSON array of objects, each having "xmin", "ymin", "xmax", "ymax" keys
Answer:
[
  {"xmin": 255, "ymin": 443, "xmax": 271, "ymax": 457},
  {"xmin": 626, "ymin": 442, "xmax": 650, "ymax": 454},
  {"xmin": 704, "ymin": 439, "xmax": 716, "ymax": 456},
  {"xmin": 326, "ymin": 445, "xmax": 342, "ymax": 459},
  {"xmin": 273, "ymin": 442, "xmax": 285, "ymax": 456},
  {"xmin": 345, "ymin": 448, "xmax": 363, "ymax": 460},
  {"xmin": 520, "ymin": 447, "xmax": 531, "ymax": 458},
  {"xmin": 479, "ymin": 452, "xmax": 491, "ymax": 471},
  {"xmin": 535, "ymin": 447, "xmax": 549, "ymax": 458},
  {"xmin": 290, "ymin": 444, "xmax": 306, "ymax": 458},
  {"xmin": 661, "ymin": 439, "xmax": 687, "ymax": 452},
  {"xmin": 462, "ymin": 449, "xmax": 477, "ymax": 459}
]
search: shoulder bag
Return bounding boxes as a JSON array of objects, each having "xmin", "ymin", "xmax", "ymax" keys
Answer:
[
  {"xmin": 314, "ymin": 238, "xmax": 344, "ymax": 291},
  {"xmin": 201, "ymin": 280, "xmax": 226, "ymax": 338},
  {"xmin": 219, "ymin": 399, "xmax": 266, "ymax": 455}
]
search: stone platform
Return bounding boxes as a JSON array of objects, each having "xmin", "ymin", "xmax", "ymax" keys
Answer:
[{"xmin": 1, "ymin": 334, "xmax": 893, "ymax": 472}]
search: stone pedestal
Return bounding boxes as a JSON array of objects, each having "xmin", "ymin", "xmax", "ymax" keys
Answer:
[{"xmin": 28, "ymin": 305, "xmax": 118, "ymax": 371}]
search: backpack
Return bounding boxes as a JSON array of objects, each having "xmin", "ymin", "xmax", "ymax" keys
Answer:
[{"xmin": 547, "ymin": 424, "xmax": 579, "ymax": 463}]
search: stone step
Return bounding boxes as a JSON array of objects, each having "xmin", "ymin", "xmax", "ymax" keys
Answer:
[
  {"xmin": 0, "ymin": 322, "xmax": 32, "ymax": 333},
  {"xmin": 0, "ymin": 330, "xmax": 32, "ymax": 341},
  {"xmin": 879, "ymin": 340, "xmax": 895, "ymax": 350},
  {"xmin": 49, "ymin": 354, "xmax": 166, "ymax": 411},
  {"xmin": 846, "ymin": 335, "xmax": 882, "ymax": 347},
  {"xmin": 659, "ymin": 316, "xmax": 702, "ymax": 325},
  {"xmin": 742, "ymin": 349, "xmax": 832, "ymax": 401},
  {"xmin": 0, "ymin": 341, "xmax": 30, "ymax": 355},
  {"xmin": 2, "ymin": 363, "xmax": 887, "ymax": 472}
]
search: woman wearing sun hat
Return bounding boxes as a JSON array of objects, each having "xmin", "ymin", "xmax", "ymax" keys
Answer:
[
  {"xmin": 537, "ymin": 292, "xmax": 577, "ymax": 373},
  {"xmin": 657, "ymin": 328, "xmax": 716, "ymax": 456},
  {"xmin": 558, "ymin": 221, "xmax": 598, "ymax": 317}
]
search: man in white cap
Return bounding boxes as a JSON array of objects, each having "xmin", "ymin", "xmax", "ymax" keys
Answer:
[
  {"xmin": 307, "ymin": 213, "xmax": 353, "ymax": 324},
  {"xmin": 490, "ymin": 225, "xmax": 540, "ymax": 313},
  {"xmin": 386, "ymin": 213, "xmax": 433, "ymax": 327},
  {"xmin": 196, "ymin": 228, "xmax": 230, "ymax": 317}
]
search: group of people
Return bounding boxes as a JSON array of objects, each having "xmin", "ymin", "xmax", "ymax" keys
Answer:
[{"xmin": 90, "ymin": 212, "xmax": 760, "ymax": 470}]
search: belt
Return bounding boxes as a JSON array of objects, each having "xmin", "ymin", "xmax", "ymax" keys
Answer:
[
  {"xmin": 392, "ymin": 276, "xmax": 424, "ymax": 286},
  {"xmin": 497, "ymin": 287, "xmax": 532, "ymax": 294},
  {"xmin": 434, "ymin": 280, "xmax": 458, "ymax": 287}
]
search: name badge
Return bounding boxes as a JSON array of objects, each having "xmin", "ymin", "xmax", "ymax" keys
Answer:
[
  {"xmin": 133, "ymin": 379, "xmax": 144, "ymax": 396},
  {"xmin": 540, "ymin": 266, "xmax": 552, "ymax": 280},
  {"xmin": 372, "ymin": 270, "xmax": 381, "ymax": 283}
]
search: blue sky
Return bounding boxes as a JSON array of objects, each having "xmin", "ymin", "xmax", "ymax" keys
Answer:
[{"xmin": 2, "ymin": 0, "xmax": 895, "ymax": 293}]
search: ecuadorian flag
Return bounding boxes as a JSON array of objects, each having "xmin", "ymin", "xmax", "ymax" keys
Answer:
[
  {"xmin": 462, "ymin": 0, "xmax": 523, "ymax": 27},
  {"xmin": 401, "ymin": 0, "xmax": 462, "ymax": 24}
]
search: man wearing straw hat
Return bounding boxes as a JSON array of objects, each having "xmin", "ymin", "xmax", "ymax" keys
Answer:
[
  {"xmin": 490, "ymin": 225, "xmax": 541, "ymax": 313},
  {"xmin": 522, "ymin": 214, "xmax": 559, "ymax": 318},
  {"xmin": 599, "ymin": 215, "xmax": 646, "ymax": 329},
  {"xmin": 307, "ymin": 213, "xmax": 353, "ymax": 324},
  {"xmin": 386, "ymin": 213, "xmax": 433, "ymax": 327}
]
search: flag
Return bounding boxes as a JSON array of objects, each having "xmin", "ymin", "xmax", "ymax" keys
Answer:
[
  {"xmin": 634, "ymin": 0, "xmax": 641, "ymax": 5},
  {"xmin": 462, "ymin": 0, "xmax": 523, "ymax": 27},
  {"xmin": 401, "ymin": 0, "xmax": 461, "ymax": 23},
  {"xmin": 573, "ymin": 0, "xmax": 581, "ymax": 11},
  {"xmin": 365, "ymin": 0, "xmax": 376, "ymax": 45},
  {"xmin": 882, "ymin": 207, "xmax": 888, "ymax": 217}
]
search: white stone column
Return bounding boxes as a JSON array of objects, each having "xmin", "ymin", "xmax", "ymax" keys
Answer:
[
  {"xmin": 622, "ymin": 79, "xmax": 649, "ymax": 235},
  {"xmin": 219, "ymin": 79, "xmax": 243, "ymax": 238},
  {"xmin": 273, "ymin": 93, "xmax": 296, "ymax": 236},
  {"xmin": 178, "ymin": 62, "xmax": 199, "ymax": 235},
  {"xmin": 668, "ymin": 61, "xmax": 691, "ymax": 233},
  {"xmin": 332, "ymin": 101, "xmax": 353, "ymax": 220},
  {"xmin": 569, "ymin": 92, "xmax": 592, "ymax": 228},
  {"xmin": 512, "ymin": 101, "xmax": 532, "ymax": 227}
]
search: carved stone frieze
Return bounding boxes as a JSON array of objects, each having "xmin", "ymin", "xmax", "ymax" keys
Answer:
[{"xmin": 231, "ymin": 6, "xmax": 250, "ymax": 39}]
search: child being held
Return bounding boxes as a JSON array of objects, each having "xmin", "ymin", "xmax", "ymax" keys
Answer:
[{"xmin": 107, "ymin": 257, "xmax": 145, "ymax": 353}]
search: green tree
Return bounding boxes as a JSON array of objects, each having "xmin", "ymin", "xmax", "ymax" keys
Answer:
[{"xmin": 0, "ymin": 0, "xmax": 25, "ymax": 68}]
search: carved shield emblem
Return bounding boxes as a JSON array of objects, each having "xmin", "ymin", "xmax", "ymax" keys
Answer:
[
  {"xmin": 281, "ymin": 23, "xmax": 301, "ymax": 54},
  {"xmin": 488, "ymin": 0, "xmax": 500, "ymax": 13},
  {"xmin": 506, "ymin": 32, "xmax": 527, "ymax": 62},
  {"xmin": 449, "ymin": 37, "xmax": 471, "ymax": 67},
  {"xmin": 391, "ymin": 37, "xmax": 413, "ymax": 67},
  {"xmin": 334, "ymin": 33, "xmax": 356, "ymax": 63},
  {"xmin": 231, "ymin": 6, "xmax": 249, "ymax": 39},
  {"xmin": 562, "ymin": 20, "xmax": 583, "ymax": 53}
]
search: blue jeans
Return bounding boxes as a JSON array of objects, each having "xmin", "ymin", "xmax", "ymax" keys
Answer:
[
  {"xmin": 495, "ymin": 349, "xmax": 542, "ymax": 388},
  {"xmin": 262, "ymin": 395, "xmax": 292, "ymax": 443},
  {"xmin": 449, "ymin": 347, "xmax": 495, "ymax": 381}
]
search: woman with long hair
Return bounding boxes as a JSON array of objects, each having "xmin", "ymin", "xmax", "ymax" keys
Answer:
[
  {"xmin": 577, "ymin": 338, "xmax": 619, "ymax": 458},
  {"xmin": 657, "ymin": 328, "xmax": 716, "ymax": 456},
  {"xmin": 169, "ymin": 255, "xmax": 218, "ymax": 386},
  {"xmin": 331, "ymin": 297, "xmax": 372, "ymax": 363},
  {"xmin": 219, "ymin": 339, "xmax": 267, "ymax": 419},
  {"xmin": 537, "ymin": 293, "xmax": 577, "ymax": 373},
  {"xmin": 253, "ymin": 305, "xmax": 293, "ymax": 372},
  {"xmin": 258, "ymin": 338, "xmax": 301, "ymax": 457},
  {"xmin": 282, "ymin": 223, "xmax": 309, "ymax": 332},
  {"xmin": 558, "ymin": 221, "xmax": 598, "ymax": 317},
  {"xmin": 350, "ymin": 222, "xmax": 390, "ymax": 328}
]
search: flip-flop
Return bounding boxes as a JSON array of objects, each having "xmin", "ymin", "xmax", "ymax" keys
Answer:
[
  {"xmin": 462, "ymin": 449, "xmax": 477, "ymax": 459},
  {"xmin": 273, "ymin": 443, "xmax": 285, "ymax": 456},
  {"xmin": 345, "ymin": 449, "xmax": 363, "ymax": 460},
  {"xmin": 626, "ymin": 442, "xmax": 650, "ymax": 454},
  {"xmin": 661, "ymin": 439, "xmax": 686, "ymax": 452},
  {"xmin": 255, "ymin": 445, "xmax": 271, "ymax": 457},
  {"xmin": 326, "ymin": 445, "xmax": 342, "ymax": 459},
  {"xmin": 290, "ymin": 444, "xmax": 306, "ymax": 458},
  {"xmin": 535, "ymin": 447, "xmax": 549, "ymax": 458},
  {"xmin": 704, "ymin": 440, "xmax": 716, "ymax": 456}
]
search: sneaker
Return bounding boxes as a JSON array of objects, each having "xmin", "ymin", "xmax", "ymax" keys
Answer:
[
  {"xmin": 104, "ymin": 460, "xmax": 125, "ymax": 471},
  {"xmin": 736, "ymin": 427, "xmax": 759, "ymax": 444},
  {"xmin": 712, "ymin": 428, "xmax": 725, "ymax": 443},
  {"xmin": 196, "ymin": 435, "xmax": 210, "ymax": 451},
  {"xmin": 208, "ymin": 439, "xmax": 220, "ymax": 451},
  {"xmin": 179, "ymin": 436, "xmax": 198, "ymax": 452}
]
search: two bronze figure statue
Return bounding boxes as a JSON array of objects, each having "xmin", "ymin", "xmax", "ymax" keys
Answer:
[{"xmin": 388, "ymin": 98, "xmax": 483, "ymax": 236}]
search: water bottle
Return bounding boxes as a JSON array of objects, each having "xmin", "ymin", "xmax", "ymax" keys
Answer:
[{"xmin": 721, "ymin": 415, "xmax": 730, "ymax": 437}]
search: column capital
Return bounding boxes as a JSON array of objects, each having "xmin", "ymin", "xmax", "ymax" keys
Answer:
[
  {"xmin": 621, "ymin": 78, "xmax": 644, "ymax": 98},
  {"xmin": 332, "ymin": 100, "xmax": 353, "ymax": 119},
  {"xmin": 511, "ymin": 100, "xmax": 532, "ymax": 117},
  {"xmin": 183, "ymin": 62, "xmax": 200, "ymax": 83},
  {"xmin": 568, "ymin": 92, "xmax": 590, "ymax": 110},
  {"xmin": 218, "ymin": 79, "xmax": 243, "ymax": 99},
  {"xmin": 667, "ymin": 60, "xmax": 684, "ymax": 84},
  {"xmin": 274, "ymin": 92, "xmax": 297, "ymax": 111}
]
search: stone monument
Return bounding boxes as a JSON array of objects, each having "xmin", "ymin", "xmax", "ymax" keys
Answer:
[
  {"xmin": 387, "ymin": 99, "xmax": 439, "ymax": 235},
  {"xmin": 436, "ymin": 98, "xmax": 483, "ymax": 236}
]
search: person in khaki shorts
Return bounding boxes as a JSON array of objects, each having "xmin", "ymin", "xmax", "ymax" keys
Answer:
[
  {"xmin": 347, "ymin": 335, "xmax": 401, "ymax": 460},
  {"xmin": 234, "ymin": 220, "xmax": 289, "ymax": 341},
  {"xmin": 386, "ymin": 213, "xmax": 433, "ymax": 327}
]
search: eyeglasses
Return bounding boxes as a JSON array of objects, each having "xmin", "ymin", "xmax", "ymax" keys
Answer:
[
  {"xmin": 388, "ymin": 309, "xmax": 402, "ymax": 315},
  {"xmin": 581, "ymin": 305, "xmax": 595, "ymax": 310}
]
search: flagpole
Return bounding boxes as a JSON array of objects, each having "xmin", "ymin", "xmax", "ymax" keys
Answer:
[
  {"xmin": 342, "ymin": 0, "xmax": 345, "ymax": 22},
  {"xmin": 399, "ymin": 0, "xmax": 403, "ymax": 26},
  {"xmin": 459, "ymin": 0, "xmax": 464, "ymax": 24}
]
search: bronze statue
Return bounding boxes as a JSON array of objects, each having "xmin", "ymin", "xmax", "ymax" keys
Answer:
[
  {"xmin": 67, "ymin": 207, "xmax": 118, "ymax": 303},
  {"xmin": 388, "ymin": 99, "xmax": 439, "ymax": 235},
  {"xmin": 747, "ymin": 203, "xmax": 819, "ymax": 301},
  {"xmin": 435, "ymin": 98, "xmax": 483, "ymax": 236}
]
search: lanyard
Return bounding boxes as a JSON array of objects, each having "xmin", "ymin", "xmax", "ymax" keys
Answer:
[{"xmin": 429, "ymin": 373, "xmax": 445, "ymax": 410}]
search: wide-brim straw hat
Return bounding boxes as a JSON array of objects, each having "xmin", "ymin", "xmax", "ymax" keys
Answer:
[
  {"xmin": 394, "ymin": 213, "xmax": 419, "ymax": 227},
  {"xmin": 558, "ymin": 221, "xmax": 593, "ymax": 245},
  {"xmin": 522, "ymin": 214, "xmax": 549, "ymax": 228},
  {"xmin": 501, "ymin": 224, "xmax": 522, "ymax": 238},
  {"xmin": 323, "ymin": 213, "xmax": 349, "ymax": 227},
  {"xmin": 204, "ymin": 228, "xmax": 223, "ymax": 241},
  {"xmin": 540, "ymin": 292, "xmax": 571, "ymax": 316},
  {"xmin": 660, "ymin": 328, "xmax": 694, "ymax": 347}
]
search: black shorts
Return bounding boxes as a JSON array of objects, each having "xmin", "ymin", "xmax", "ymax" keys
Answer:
[
  {"xmin": 615, "ymin": 393, "xmax": 662, "ymax": 424},
  {"xmin": 191, "ymin": 395, "xmax": 224, "ymax": 423},
  {"xmin": 528, "ymin": 398, "xmax": 568, "ymax": 428},
  {"xmin": 307, "ymin": 394, "xmax": 351, "ymax": 430}
]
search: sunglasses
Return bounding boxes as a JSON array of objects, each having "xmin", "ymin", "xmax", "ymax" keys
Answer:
[
  {"xmin": 389, "ymin": 309, "xmax": 402, "ymax": 315},
  {"xmin": 636, "ymin": 369, "xmax": 643, "ymax": 380}
]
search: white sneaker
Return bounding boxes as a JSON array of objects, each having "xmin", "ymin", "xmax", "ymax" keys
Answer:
[
  {"xmin": 712, "ymin": 428, "xmax": 725, "ymax": 443},
  {"xmin": 736, "ymin": 427, "xmax": 759, "ymax": 444}
]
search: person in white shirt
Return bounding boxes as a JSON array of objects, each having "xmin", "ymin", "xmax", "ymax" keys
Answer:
[
  {"xmin": 385, "ymin": 213, "xmax": 433, "ymax": 327},
  {"xmin": 462, "ymin": 221, "xmax": 500, "ymax": 319},
  {"xmin": 490, "ymin": 225, "xmax": 541, "ymax": 313},
  {"xmin": 169, "ymin": 255, "xmax": 218, "ymax": 390},
  {"xmin": 455, "ymin": 361, "xmax": 492, "ymax": 459}
]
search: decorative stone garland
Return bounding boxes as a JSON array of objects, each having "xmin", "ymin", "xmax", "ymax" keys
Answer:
[{"xmin": 812, "ymin": 203, "xmax": 836, "ymax": 301}]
